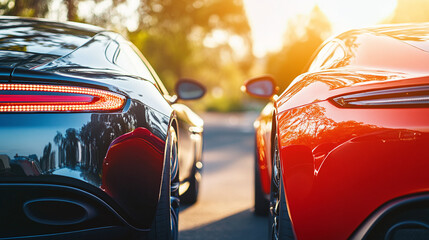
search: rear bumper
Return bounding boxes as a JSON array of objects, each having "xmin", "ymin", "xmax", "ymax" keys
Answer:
[
  {"xmin": 0, "ymin": 226, "xmax": 134, "ymax": 240},
  {"xmin": 0, "ymin": 182, "xmax": 148, "ymax": 239},
  {"xmin": 0, "ymin": 100, "xmax": 170, "ymax": 232}
]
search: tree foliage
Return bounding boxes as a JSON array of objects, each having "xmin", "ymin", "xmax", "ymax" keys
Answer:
[
  {"xmin": 130, "ymin": 0, "xmax": 252, "ymax": 111},
  {"xmin": 265, "ymin": 6, "xmax": 331, "ymax": 91},
  {"xmin": 0, "ymin": 0, "xmax": 50, "ymax": 17},
  {"xmin": 0, "ymin": 0, "xmax": 253, "ymax": 111}
]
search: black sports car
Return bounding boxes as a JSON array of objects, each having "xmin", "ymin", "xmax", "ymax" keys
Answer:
[{"xmin": 0, "ymin": 16, "xmax": 205, "ymax": 240}]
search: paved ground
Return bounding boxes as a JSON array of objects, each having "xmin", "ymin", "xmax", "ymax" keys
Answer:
[{"xmin": 179, "ymin": 112, "xmax": 268, "ymax": 240}]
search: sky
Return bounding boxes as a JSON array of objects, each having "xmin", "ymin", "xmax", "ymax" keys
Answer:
[{"xmin": 243, "ymin": 0, "xmax": 398, "ymax": 57}]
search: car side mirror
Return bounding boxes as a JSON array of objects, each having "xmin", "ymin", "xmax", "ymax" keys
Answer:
[
  {"xmin": 242, "ymin": 75, "xmax": 278, "ymax": 99},
  {"xmin": 175, "ymin": 78, "xmax": 206, "ymax": 101}
]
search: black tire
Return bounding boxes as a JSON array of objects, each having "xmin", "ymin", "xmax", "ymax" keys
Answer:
[
  {"xmin": 148, "ymin": 126, "xmax": 179, "ymax": 240},
  {"xmin": 269, "ymin": 135, "xmax": 295, "ymax": 240},
  {"xmin": 180, "ymin": 162, "xmax": 200, "ymax": 205},
  {"xmin": 277, "ymin": 172, "xmax": 295, "ymax": 240},
  {"xmin": 255, "ymin": 140, "xmax": 269, "ymax": 215}
]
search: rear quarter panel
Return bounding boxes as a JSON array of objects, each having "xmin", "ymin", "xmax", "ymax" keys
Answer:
[
  {"xmin": 0, "ymin": 98, "xmax": 170, "ymax": 229},
  {"xmin": 277, "ymin": 100, "xmax": 429, "ymax": 239},
  {"xmin": 1, "ymin": 68, "xmax": 173, "ymax": 229}
]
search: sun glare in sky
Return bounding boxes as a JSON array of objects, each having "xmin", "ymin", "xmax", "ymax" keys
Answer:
[{"xmin": 243, "ymin": 0, "xmax": 398, "ymax": 57}]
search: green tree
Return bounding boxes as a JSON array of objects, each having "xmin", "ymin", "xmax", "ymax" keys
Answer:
[
  {"xmin": 1, "ymin": 0, "xmax": 254, "ymax": 111},
  {"xmin": 0, "ymin": 0, "xmax": 50, "ymax": 17},
  {"xmin": 266, "ymin": 6, "xmax": 331, "ymax": 91},
  {"xmin": 129, "ymin": 0, "xmax": 253, "ymax": 111},
  {"xmin": 0, "ymin": 0, "xmax": 84, "ymax": 21}
]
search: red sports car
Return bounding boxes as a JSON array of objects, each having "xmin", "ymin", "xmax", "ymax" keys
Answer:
[{"xmin": 244, "ymin": 23, "xmax": 429, "ymax": 240}]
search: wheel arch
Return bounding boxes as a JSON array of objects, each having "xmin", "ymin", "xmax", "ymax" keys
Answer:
[
  {"xmin": 254, "ymin": 103, "xmax": 278, "ymax": 196},
  {"xmin": 169, "ymin": 112, "xmax": 179, "ymax": 137},
  {"xmin": 159, "ymin": 110, "xmax": 179, "ymax": 190}
]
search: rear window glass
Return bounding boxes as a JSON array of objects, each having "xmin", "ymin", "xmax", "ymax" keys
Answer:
[{"xmin": 0, "ymin": 19, "xmax": 96, "ymax": 56}]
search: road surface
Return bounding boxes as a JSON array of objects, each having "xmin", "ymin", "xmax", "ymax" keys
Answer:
[{"xmin": 179, "ymin": 112, "xmax": 268, "ymax": 240}]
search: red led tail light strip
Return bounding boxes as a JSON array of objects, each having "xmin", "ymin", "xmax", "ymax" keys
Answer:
[
  {"xmin": 332, "ymin": 85, "xmax": 429, "ymax": 108},
  {"xmin": 0, "ymin": 84, "xmax": 125, "ymax": 112}
]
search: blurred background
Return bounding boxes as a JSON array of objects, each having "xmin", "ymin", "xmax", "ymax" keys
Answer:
[
  {"xmin": 1, "ymin": 0, "xmax": 429, "ymax": 112},
  {"xmin": 2, "ymin": 1, "xmax": 429, "ymax": 239}
]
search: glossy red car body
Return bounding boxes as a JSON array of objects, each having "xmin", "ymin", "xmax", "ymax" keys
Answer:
[{"xmin": 251, "ymin": 23, "xmax": 429, "ymax": 239}]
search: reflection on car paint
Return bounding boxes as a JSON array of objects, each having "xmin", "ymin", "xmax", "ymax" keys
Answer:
[{"xmin": 0, "ymin": 100, "xmax": 168, "ymax": 189}]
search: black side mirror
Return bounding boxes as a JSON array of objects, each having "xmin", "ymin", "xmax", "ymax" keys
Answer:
[
  {"xmin": 175, "ymin": 79, "xmax": 206, "ymax": 101},
  {"xmin": 242, "ymin": 75, "xmax": 278, "ymax": 99}
]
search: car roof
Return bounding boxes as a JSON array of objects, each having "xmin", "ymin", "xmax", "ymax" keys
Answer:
[{"xmin": 337, "ymin": 22, "xmax": 429, "ymax": 52}]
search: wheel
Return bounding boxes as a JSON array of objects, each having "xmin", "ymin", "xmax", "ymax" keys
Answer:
[
  {"xmin": 269, "ymin": 134, "xmax": 295, "ymax": 240},
  {"xmin": 148, "ymin": 126, "xmax": 180, "ymax": 240},
  {"xmin": 180, "ymin": 160, "xmax": 201, "ymax": 204},
  {"xmin": 254, "ymin": 140, "xmax": 269, "ymax": 215}
]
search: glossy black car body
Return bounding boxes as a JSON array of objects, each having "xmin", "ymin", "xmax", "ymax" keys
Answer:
[{"xmin": 0, "ymin": 16, "xmax": 204, "ymax": 239}]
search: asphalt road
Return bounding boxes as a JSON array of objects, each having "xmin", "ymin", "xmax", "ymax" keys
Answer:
[{"xmin": 179, "ymin": 112, "xmax": 268, "ymax": 240}]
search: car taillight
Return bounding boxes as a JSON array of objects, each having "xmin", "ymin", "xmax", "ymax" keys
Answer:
[
  {"xmin": 332, "ymin": 85, "xmax": 429, "ymax": 108},
  {"xmin": 0, "ymin": 84, "xmax": 125, "ymax": 112}
]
